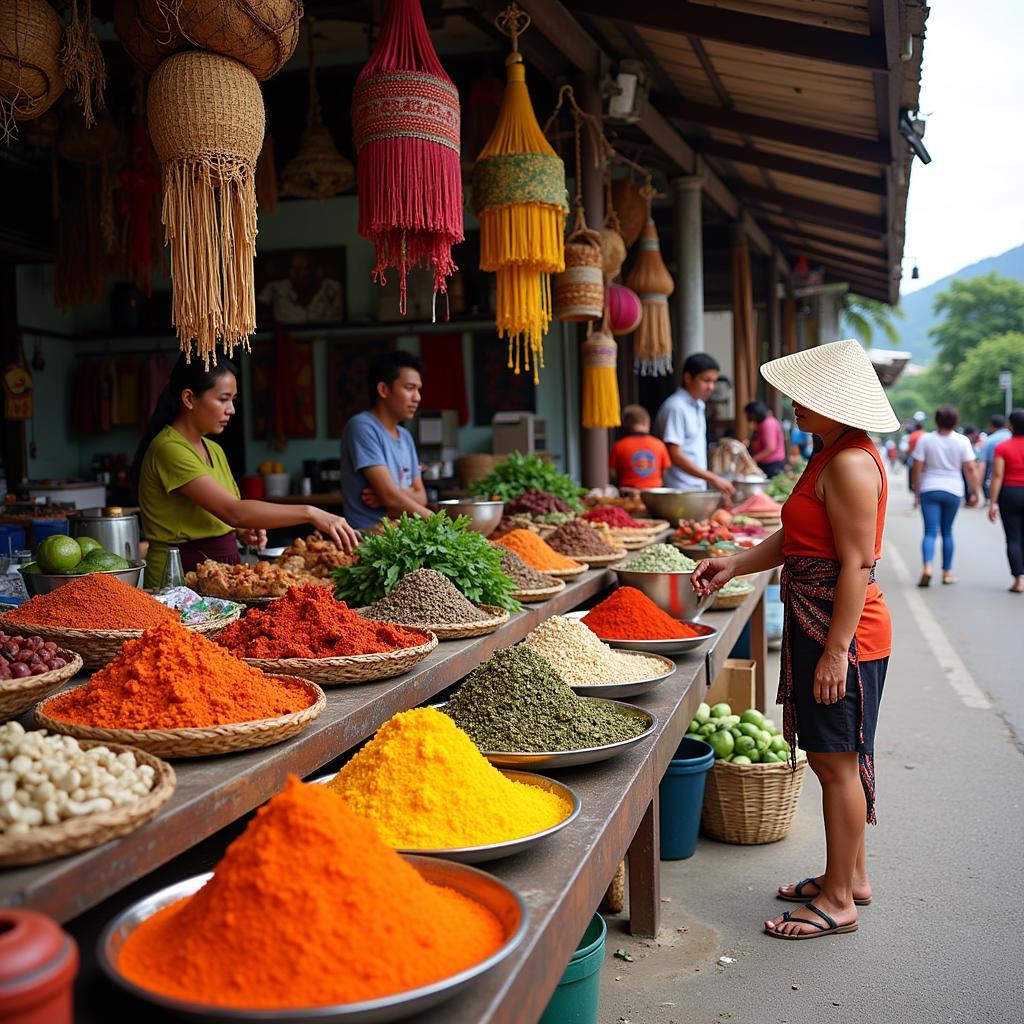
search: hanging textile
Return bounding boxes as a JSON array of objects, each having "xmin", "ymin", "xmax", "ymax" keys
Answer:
[
  {"xmin": 626, "ymin": 213, "xmax": 674, "ymax": 377},
  {"xmin": 731, "ymin": 229, "xmax": 757, "ymax": 439}
]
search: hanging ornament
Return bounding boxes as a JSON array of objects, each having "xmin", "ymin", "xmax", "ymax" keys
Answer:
[
  {"xmin": 605, "ymin": 283, "xmax": 642, "ymax": 336},
  {"xmin": 114, "ymin": 0, "xmax": 183, "ymax": 76},
  {"xmin": 472, "ymin": 4, "xmax": 567, "ymax": 381},
  {"xmin": 626, "ymin": 200, "xmax": 675, "ymax": 376},
  {"xmin": 147, "ymin": 50, "xmax": 265, "ymax": 365},
  {"xmin": 610, "ymin": 176, "xmax": 646, "ymax": 248},
  {"xmin": 581, "ymin": 325, "xmax": 620, "ymax": 429},
  {"xmin": 0, "ymin": 0, "xmax": 66, "ymax": 139},
  {"xmin": 353, "ymin": 0, "xmax": 462, "ymax": 313},
  {"xmin": 60, "ymin": 0, "xmax": 108, "ymax": 128},
  {"xmin": 282, "ymin": 22, "xmax": 354, "ymax": 201}
]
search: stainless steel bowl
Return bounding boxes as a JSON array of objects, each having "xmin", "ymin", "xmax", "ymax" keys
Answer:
[
  {"xmin": 19, "ymin": 560, "xmax": 146, "ymax": 596},
  {"xmin": 99, "ymin": 860, "xmax": 528, "ymax": 1023},
  {"xmin": 564, "ymin": 611, "xmax": 718, "ymax": 656},
  {"xmin": 726, "ymin": 475, "xmax": 769, "ymax": 502},
  {"xmin": 640, "ymin": 488, "xmax": 721, "ymax": 523},
  {"xmin": 436, "ymin": 498, "xmax": 505, "ymax": 535},
  {"xmin": 612, "ymin": 566, "xmax": 713, "ymax": 621}
]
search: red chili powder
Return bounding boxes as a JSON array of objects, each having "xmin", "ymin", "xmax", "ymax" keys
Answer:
[{"xmin": 582, "ymin": 587, "xmax": 700, "ymax": 640}]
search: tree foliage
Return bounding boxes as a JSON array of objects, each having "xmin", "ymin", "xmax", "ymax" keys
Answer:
[
  {"xmin": 841, "ymin": 293, "xmax": 904, "ymax": 347},
  {"xmin": 929, "ymin": 274, "xmax": 1024, "ymax": 369},
  {"xmin": 948, "ymin": 333, "xmax": 1024, "ymax": 427}
]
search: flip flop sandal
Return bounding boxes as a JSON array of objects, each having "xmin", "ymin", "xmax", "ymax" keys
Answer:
[
  {"xmin": 943, "ymin": 576, "xmax": 957, "ymax": 585},
  {"xmin": 917, "ymin": 573, "xmax": 932, "ymax": 587},
  {"xmin": 765, "ymin": 902, "xmax": 858, "ymax": 940},
  {"xmin": 777, "ymin": 877, "xmax": 871, "ymax": 906}
]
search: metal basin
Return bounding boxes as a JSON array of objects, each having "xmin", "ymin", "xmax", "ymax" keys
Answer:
[
  {"xmin": 640, "ymin": 489, "xmax": 721, "ymax": 523},
  {"xmin": 19, "ymin": 560, "xmax": 146, "ymax": 595},
  {"xmin": 612, "ymin": 566, "xmax": 713, "ymax": 621},
  {"xmin": 726, "ymin": 475, "xmax": 769, "ymax": 503},
  {"xmin": 436, "ymin": 499, "xmax": 505, "ymax": 535}
]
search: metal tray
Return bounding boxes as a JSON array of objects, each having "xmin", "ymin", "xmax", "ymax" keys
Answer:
[
  {"xmin": 563, "ymin": 611, "xmax": 718, "ymax": 656},
  {"xmin": 568, "ymin": 651, "xmax": 677, "ymax": 699},
  {"xmin": 308, "ymin": 770, "xmax": 581, "ymax": 863},
  {"xmin": 98, "ymin": 859, "xmax": 528, "ymax": 1023}
]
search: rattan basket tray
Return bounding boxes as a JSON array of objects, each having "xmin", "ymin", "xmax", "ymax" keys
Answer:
[
  {"xmin": 541, "ymin": 563, "xmax": 589, "ymax": 579},
  {"xmin": 712, "ymin": 586, "xmax": 754, "ymax": 611},
  {"xmin": 0, "ymin": 650, "xmax": 84, "ymax": 721},
  {"xmin": 511, "ymin": 579, "xmax": 566, "ymax": 603},
  {"xmin": 0, "ymin": 741, "xmax": 176, "ymax": 867},
  {"xmin": 35, "ymin": 678, "xmax": 326, "ymax": 758},
  {"xmin": 552, "ymin": 550, "xmax": 626, "ymax": 568},
  {"xmin": 242, "ymin": 632, "xmax": 438, "ymax": 685},
  {"xmin": 363, "ymin": 607, "xmax": 510, "ymax": 642},
  {"xmin": 701, "ymin": 751, "xmax": 807, "ymax": 845}
]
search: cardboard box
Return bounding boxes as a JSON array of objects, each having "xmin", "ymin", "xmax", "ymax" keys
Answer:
[{"xmin": 707, "ymin": 658, "xmax": 756, "ymax": 712}]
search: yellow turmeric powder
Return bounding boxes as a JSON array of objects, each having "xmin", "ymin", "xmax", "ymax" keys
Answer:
[{"xmin": 328, "ymin": 708, "xmax": 571, "ymax": 848}]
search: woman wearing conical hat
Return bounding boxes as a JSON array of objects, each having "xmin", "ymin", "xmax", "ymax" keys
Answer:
[{"xmin": 694, "ymin": 339, "xmax": 899, "ymax": 940}]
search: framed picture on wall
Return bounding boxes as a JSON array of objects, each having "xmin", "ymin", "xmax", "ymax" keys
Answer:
[
  {"xmin": 326, "ymin": 338, "xmax": 397, "ymax": 438},
  {"xmin": 249, "ymin": 333, "xmax": 318, "ymax": 442},
  {"xmin": 255, "ymin": 247, "xmax": 346, "ymax": 326},
  {"xmin": 471, "ymin": 332, "xmax": 536, "ymax": 427}
]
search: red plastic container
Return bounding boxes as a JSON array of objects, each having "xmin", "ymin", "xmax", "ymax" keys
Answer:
[
  {"xmin": 242, "ymin": 475, "xmax": 265, "ymax": 499},
  {"xmin": 0, "ymin": 910, "xmax": 78, "ymax": 1024}
]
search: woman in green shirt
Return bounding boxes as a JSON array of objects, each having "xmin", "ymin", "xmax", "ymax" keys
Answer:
[{"xmin": 133, "ymin": 356, "xmax": 359, "ymax": 589}]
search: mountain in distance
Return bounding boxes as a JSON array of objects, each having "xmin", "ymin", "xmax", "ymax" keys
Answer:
[{"xmin": 882, "ymin": 243, "xmax": 1024, "ymax": 365}]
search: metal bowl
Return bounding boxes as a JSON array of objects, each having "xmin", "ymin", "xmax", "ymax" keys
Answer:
[
  {"xmin": 309, "ymin": 770, "xmax": 581, "ymax": 863},
  {"xmin": 640, "ymin": 488, "xmax": 721, "ymax": 523},
  {"xmin": 726, "ymin": 475, "xmax": 769, "ymax": 502},
  {"xmin": 565, "ymin": 611, "xmax": 718, "ymax": 656},
  {"xmin": 569, "ymin": 652, "xmax": 676, "ymax": 698},
  {"xmin": 436, "ymin": 498, "xmax": 505, "ymax": 535},
  {"xmin": 612, "ymin": 566, "xmax": 713, "ymax": 621},
  {"xmin": 98, "ymin": 860, "xmax": 528, "ymax": 1023},
  {"xmin": 19, "ymin": 560, "xmax": 146, "ymax": 596}
]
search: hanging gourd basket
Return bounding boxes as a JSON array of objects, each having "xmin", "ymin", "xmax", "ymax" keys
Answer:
[
  {"xmin": 114, "ymin": 0, "xmax": 184, "ymax": 74},
  {"xmin": 610, "ymin": 177, "xmax": 647, "ymax": 248},
  {"xmin": 626, "ymin": 217, "xmax": 675, "ymax": 376},
  {"xmin": 597, "ymin": 226, "xmax": 626, "ymax": 282},
  {"xmin": 0, "ymin": 0, "xmax": 66, "ymax": 136},
  {"xmin": 605, "ymin": 283, "xmax": 643, "ymax": 336},
  {"xmin": 554, "ymin": 228, "xmax": 604, "ymax": 323}
]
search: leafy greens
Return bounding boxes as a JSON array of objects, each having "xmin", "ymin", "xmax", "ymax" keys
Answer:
[{"xmin": 470, "ymin": 452, "xmax": 585, "ymax": 509}]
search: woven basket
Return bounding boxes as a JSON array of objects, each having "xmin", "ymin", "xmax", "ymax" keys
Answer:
[
  {"xmin": 551, "ymin": 550, "xmax": 625, "ymax": 568},
  {"xmin": 511, "ymin": 579, "xmax": 565, "ymax": 603},
  {"xmin": 0, "ymin": 0, "xmax": 66, "ymax": 127},
  {"xmin": 712, "ymin": 586, "xmax": 754, "ymax": 611},
  {"xmin": 241, "ymin": 632, "xmax": 438, "ymax": 686},
  {"xmin": 541, "ymin": 563, "xmax": 588, "ymax": 579},
  {"xmin": 554, "ymin": 230, "xmax": 604, "ymax": 322},
  {"xmin": 114, "ymin": 0, "xmax": 183, "ymax": 74},
  {"xmin": 597, "ymin": 227, "xmax": 626, "ymax": 281},
  {"xmin": 36, "ymin": 677, "xmax": 326, "ymax": 758},
  {"xmin": 170, "ymin": 0, "xmax": 301, "ymax": 80},
  {"xmin": 701, "ymin": 752, "xmax": 807, "ymax": 845},
  {"xmin": 0, "ymin": 741, "xmax": 175, "ymax": 868},
  {"xmin": 610, "ymin": 177, "xmax": 647, "ymax": 248},
  {"xmin": 0, "ymin": 650, "xmax": 84, "ymax": 722},
  {"xmin": 364, "ymin": 607, "xmax": 509, "ymax": 642}
]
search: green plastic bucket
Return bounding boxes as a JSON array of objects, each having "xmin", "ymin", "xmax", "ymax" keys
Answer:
[{"xmin": 539, "ymin": 913, "xmax": 607, "ymax": 1024}]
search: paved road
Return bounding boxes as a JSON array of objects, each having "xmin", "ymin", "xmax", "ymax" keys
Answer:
[{"xmin": 600, "ymin": 468, "xmax": 1024, "ymax": 1024}]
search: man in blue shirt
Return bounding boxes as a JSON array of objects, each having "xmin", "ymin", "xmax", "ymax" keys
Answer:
[
  {"xmin": 981, "ymin": 414, "xmax": 1011, "ymax": 499},
  {"xmin": 340, "ymin": 351, "xmax": 432, "ymax": 529}
]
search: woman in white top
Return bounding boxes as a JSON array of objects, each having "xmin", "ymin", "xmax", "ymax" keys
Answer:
[{"xmin": 911, "ymin": 405, "xmax": 981, "ymax": 586}]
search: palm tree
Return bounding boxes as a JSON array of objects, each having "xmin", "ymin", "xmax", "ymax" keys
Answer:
[{"xmin": 840, "ymin": 293, "xmax": 905, "ymax": 347}]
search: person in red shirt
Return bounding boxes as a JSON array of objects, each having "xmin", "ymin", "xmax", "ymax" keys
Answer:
[
  {"xmin": 609, "ymin": 405, "xmax": 671, "ymax": 490},
  {"xmin": 745, "ymin": 401, "xmax": 787, "ymax": 477},
  {"xmin": 988, "ymin": 408, "xmax": 1024, "ymax": 593}
]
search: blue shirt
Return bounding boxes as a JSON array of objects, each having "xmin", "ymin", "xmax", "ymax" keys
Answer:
[
  {"xmin": 654, "ymin": 389, "xmax": 707, "ymax": 490},
  {"xmin": 790, "ymin": 427, "xmax": 813, "ymax": 458},
  {"xmin": 340, "ymin": 411, "xmax": 421, "ymax": 529},
  {"xmin": 982, "ymin": 428, "xmax": 1011, "ymax": 474}
]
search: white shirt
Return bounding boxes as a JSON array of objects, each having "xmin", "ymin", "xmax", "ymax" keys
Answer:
[
  {"xmin": 654, "ymin": 389, "xmax": 708, "ymax": 490},
  {"xmin": 912, "ymin": 431, "xmax": 975, "ymax": 497}
]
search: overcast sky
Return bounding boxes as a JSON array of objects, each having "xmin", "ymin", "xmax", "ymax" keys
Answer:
[{"xmin": 901, "ymin": 1, "xmax": 1024, "ymax": 294}]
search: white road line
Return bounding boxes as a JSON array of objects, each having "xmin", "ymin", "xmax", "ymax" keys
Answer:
[{"xmin": 885, "ymin": 543, "xmax": 992, "ymax": 710}]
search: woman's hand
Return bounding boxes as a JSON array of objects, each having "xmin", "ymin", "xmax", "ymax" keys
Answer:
[
  {"xmin": 691, "ymin": 557, "xmax": 736, "ymax": 597},
  {"xmin": 237, "ymin": 528, "xmax": 267, "ymax": 550},
  {"xmin": 813, "ymin": 646, "xmax": 848, "ymax": 704},
  {"xmin": 989, "ymin": 501, "xmax": 999, "ymax": 523},
  {"xmin": 308, "ymin": 508, "xmax": 360, "ymax": 553}
]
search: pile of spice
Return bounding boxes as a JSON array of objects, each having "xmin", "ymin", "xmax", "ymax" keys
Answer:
[
  {"xmin": 117, "ymin": 777, "xmax": 505, "ymax": 1009},
  {"xmin": 583, "ymin": 587, "xmax": 701, "ymax": 641},
  {"xmin": 582, "ymin": 506, "xmax": 648, "ymax": 529},
  {"xmin": 444, "ymin": 647, "xmax": 647, "ymax": 752},
  {"xmin": 3, "ymin": 574, "xmax": 177, "ymax": 631},
  {"xmin": 495, "ymin": 547, "xmax": 557, "ymax": 592},
  {"xmin": 522, "ymin": 616, "xmax": 666, "ymax": 686},
  {"xmin": 216, "ymin": 585, "xmax": 427, "ymax": 659},
  {"xmin": 42, "ymin": 622, "xmax": 315, "ymax": 730},
  {"xmin": 494, "ymin": 530, "xmax": 583, "ymax": 572},
  {"xmin": 505, "ymin": 489, "xmax": 573, "ymax": 517},
  {"xmin": 621, "ymin": 544, "xmax": 697, "ymax": 573},
  {"xmin": 328, "ymin": 708, "xmax": 571, "ymax": 848},
  {"xmin": 546, "ymin": 519, "xmax": 623, "ymax": 558},
  {"xmin": 362, "ymin": 569, "xmax": 490, "ymax": 626}
]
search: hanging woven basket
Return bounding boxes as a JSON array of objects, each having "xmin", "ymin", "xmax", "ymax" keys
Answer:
[
  {"xmin": 626, "ymin": 217, "xmax": 675, "ymax": 377},
  {"xmin": 610, "ymin": 177, "xmax": 647, "ymax": 248},
  {"xmin": 166, "ymin": 0, "xmax": 301, "ymax": 81},
  {"xmin": 605, "ymin": 283, "xmax": 643, "ymax": 336},
  {"xmin": 554, "ymin": 228, "xmax": 604, "ymax": 323},
  {"xmin": 0, "ymin": 0, "xmax": 66, "ymax": 136},
  {"xmin": 581, "ymin": 326, "xmax": 621, "ymax": 429},
  {"xmin": 597, "ymin": 226, "xmax": 626, "ymax": 282},
  {"xmin": 148, "ymin": 49, "xmax": 264, "ymax": 364},
  {"xmin": 114, "ymin": 0, "xmax": 184, "ymax": 74}
]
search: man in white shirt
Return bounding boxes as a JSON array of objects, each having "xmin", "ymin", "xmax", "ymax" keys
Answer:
[{"xmin": 654, "ymin": 353, "xmax": 736, "ymax": 497}]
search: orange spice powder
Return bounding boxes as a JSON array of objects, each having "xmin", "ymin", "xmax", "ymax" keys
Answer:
[{"xmin": 494, "ymin": 529, "xmax": 583, "ymax": 571}]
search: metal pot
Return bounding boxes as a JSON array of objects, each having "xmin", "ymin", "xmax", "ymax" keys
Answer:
[{"xmin": 70, "ymin": 507, "xmax": 140, "ymax": 561}]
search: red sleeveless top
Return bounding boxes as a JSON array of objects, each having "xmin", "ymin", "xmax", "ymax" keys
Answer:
[{"xmin": 781, "ymin": 430, "xmax": 891, "ymax": 660}]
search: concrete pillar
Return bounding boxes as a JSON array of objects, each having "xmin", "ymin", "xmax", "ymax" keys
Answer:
[
  {"xmin": 767, "ymin": 253, "xmax": 783, "ymax": 416},
  {"xmin": 673, "ymin": 176, "xmax": 704, "ymax": 366},
  {"xmin": 817, "ymin": 290, "xmax": 843, "ymax": 346}
]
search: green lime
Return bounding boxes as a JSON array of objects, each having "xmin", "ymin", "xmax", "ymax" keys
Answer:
[
  {"xmin": 36, "ymin": 535, "xmax": 83, "ymax": 574},
  {"xmin": 698, "ymin": 722, "xmax": 718, "ymax": 737},
  {"xmin": 707, "ymin": 729, "xmax": 735, "ymax": 759},
  {"xmin": 770, "ymin": 736, "xmax": 790, "ymax": 755},
  {"xmin": 734, "ymin": 735, "xmax": 756, "ymax": 756},
  {"xmin": 747, "ymin": 749, "xmax": 762, "ymax": 762},
  {"xmin": 79, "ymin": 552, "xmax": 130, "ymax": 572},
  {"xmin": 763, "ymin": 718, "xmax": 778, "ymax": 733},
  {"xmin": 710, "ymin": 703, "xmax": 732, "ymax": 719},
  {"xmin": 695, "ymin": 702, "xmax": 711, "ymax": 724},
  {"xmin": 756, "ymin": 731, "xmax": 772, "ymax": 752},
  {"xmin": 731, "ymin": 755, "xmax": 752, "ymax": 765},
  {"xmin": 762, "ymin": 751, "xmax": 780, "ymax": 763},
  {"xmin": 738, "ymin": 722, "xmax": 761, "ymax": 739},
  {"xmin": 21, "ymin": 561, "xmax": 41, "ymax": 574},
  {"xmin": 722, "ymin": 715, "xmax": 741, "ymax": 726},
  {"xmin": 688, "ymin": 719, "xmax": 702, "ymax": 733},
  {"xmin": 740, "ymin": 708, "xmax": 766, "ymax": 729},
  {"xmin": 75, "ymin": 536, "xmax": 103, "ymax": 558},
  {"xmin": 729, "ymin": 727, "xmax": 743, "ymax": 741}
]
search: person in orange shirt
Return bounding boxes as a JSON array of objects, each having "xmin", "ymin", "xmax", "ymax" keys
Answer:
[{"xmin": 609, "ymin": 406, "xmax": 672, "ymax": 491}]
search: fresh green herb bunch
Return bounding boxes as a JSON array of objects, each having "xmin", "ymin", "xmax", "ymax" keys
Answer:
[
  {"xmin": 470, "ymin": 453, "xmax": 585, "ymax": 510},
  {"xmin": 333, "ymin": 512, "xmax": 520, "ymax": 611}
]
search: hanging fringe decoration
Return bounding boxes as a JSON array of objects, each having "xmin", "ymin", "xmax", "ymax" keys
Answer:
[
  {"xmin": 472, "ymin": 4, "xmax": 567, "ymax": 382},
  {"xmin": 147, "ymin": 50, "xmax": 265, "ymax": 365},
  {"xmin": 353, "ymin": 0, "xmax": 462, "ymax": 313},
  {"xmin": 582, "ymin": 325, "xmax": 621, "ymax": 429},
  {"xmin": 626, "ymin": 194, "xmax": 674, "ymax": 376},
  {"xmin": 61, "ymin": 0, "xmax": 107, "ymax": 128}
]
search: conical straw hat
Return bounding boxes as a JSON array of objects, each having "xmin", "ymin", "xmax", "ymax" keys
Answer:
[{"xmin": 760, "ymin": 339, "xmax": 899, "ymax": 433}]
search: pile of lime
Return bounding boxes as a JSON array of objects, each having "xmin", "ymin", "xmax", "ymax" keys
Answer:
[
  {"xmin": 686, "ymin": 702, "xmax": 791, "ymax": 764},
  {"xmin": 24, "ymin": 536, "xmax": 131, "ymax": 576}
]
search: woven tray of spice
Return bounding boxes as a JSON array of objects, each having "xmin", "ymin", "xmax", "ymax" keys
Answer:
[
  {"xmin": 510, "ymin": 579, "xmax": 566, "ymax": 603},
  {"xmin": 0, "ymin": 737, "xmax": 176, "ymax": 868},
  {"xmin": 0, "ymin": 648, "xmax": 83, "ymax": 721},
  {"xmin": 362, "ymin": 609, "xmax": 509, "ymax": 642},
  {"xmin": 711, "ymin": 579, "xmax": 755, "ymax": 610},
  {"xmin": 540, "ymin": 563, "xmax": 588, "ymax": 578}
]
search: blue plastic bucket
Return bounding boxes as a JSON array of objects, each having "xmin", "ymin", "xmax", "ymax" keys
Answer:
[
  {"xmin": 0, "ymin": 526, "xmax": 26, "ymax": 556},
  {"xmin": 31, "ymin": 519, "xmax": 70, "ymax": 545},
  {"xmin": 539, "ymin": 914, "xmax": 607, "ymax": 1024},
  {"xmin": 659, "ymin": 737, "xmax": 714, "ymax": 860}
]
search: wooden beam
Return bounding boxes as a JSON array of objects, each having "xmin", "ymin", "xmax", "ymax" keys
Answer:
[
  {"xmin": 697, "ymin": 140, "xmax": 886, "ymax": 196},
  {"xmin": 763, "ymin": 225, "xmax": 887, "ymax": 261},
  {"xmin": 730, "ymin": 182, "xmax": 887, "ymax": 238},
  {"xmin": 658, "ymin": 99, "xmax": 891, "ymax": 165},
  {"xmin": 567, "ymin": 0, "xmax": 889, "ymax": 71},
  {"xmin": 516, "ymin": 0, "xmax": 598, "ymax": 77},
  {"xmin": 781, "ymin": 245, "xmax": 889, "ymax": 279}
]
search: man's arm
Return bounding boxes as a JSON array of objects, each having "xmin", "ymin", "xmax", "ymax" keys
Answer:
[
  {"xmin": 362, "ymin": 465, "xmax": 432, "ymax": 518},
  {"xmin": 665, "ymin": 443, "xmax": 736, "ymax": 497}
]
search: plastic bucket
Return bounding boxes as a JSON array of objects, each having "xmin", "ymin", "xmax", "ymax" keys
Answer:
[
  {"xmin": 0, "ymin": 526, "xmax": 26, "ymax": 556},
  {"xmin": 659, "ymin": 737, "xmax": 714, "ymax": 860},
  {"xmin": 30, "ymin": 520, "xmax": 69, "ymax": 544},
  {"xmin": 539, "ymin": 914, "xmax": 607, "ymax": 1024}
]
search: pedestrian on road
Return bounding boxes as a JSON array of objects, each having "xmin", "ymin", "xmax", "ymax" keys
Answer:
[
  {"xmin": 910, "ymin": 406, "xmax": 981, "ymax": 587},
  {"xmin": 987, "ymin": 408, "xmax": 1024, "ymax": 594},
  {"xmin": 693, "ymin": 339, "xmax": 898, "ymax": 941},
  {"xmin": 981, "ymin": 414, "xmax": 1011, "ymax": 499}
]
